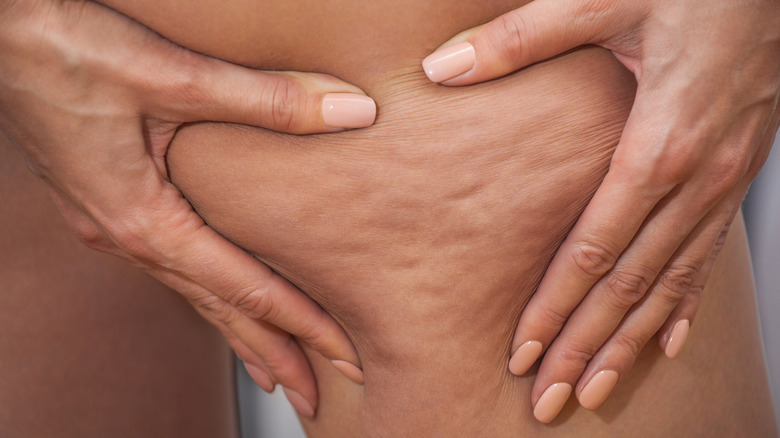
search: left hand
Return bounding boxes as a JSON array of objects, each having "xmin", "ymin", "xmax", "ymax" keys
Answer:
[{"xmin": 422, "ymin": 0, "xmax": 780, "ymax": 423}]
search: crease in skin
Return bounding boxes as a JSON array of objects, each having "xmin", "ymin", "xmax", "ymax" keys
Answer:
[{"xmin": 165, "ymin": 44, "xmax": 641, "ymax": 435}]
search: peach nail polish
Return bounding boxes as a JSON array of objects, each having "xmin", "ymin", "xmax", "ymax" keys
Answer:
[
  {"xmin": 332, "ymin": 359, "xmax": 365, "ymax": 385},
  {"xmin": 321, "ymin": 93, "xmax": 376, "ymax": 129},
  {"xmin": 578, "ymin": 370, "xmax": 619, "ymax": 410},
  {"xmin": 283, "ymin": 387, "xmax": 316, "ymax": 419},
  {"xmin": 534, "ymin": 383, "xmax": 572, "ymax": 423},
  {"xmin": 664, "ymin": 319, "xmax": 690, "ymax": 359},
  {"xmin": 508, "ymin": 340, "xmax": 543, "ymax": 375},
  {"xmin": 422, "ymin": 42, "xmax": 475, "ymax": 83},
  {"xmin": 243, "ymin": 362, "xmax": 275, "ymax": 393}
]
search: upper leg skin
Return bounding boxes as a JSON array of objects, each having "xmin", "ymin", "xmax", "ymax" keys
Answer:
[
  {"xmin": 167, "ymin": 49, "xmax": 776, "ymax": 437},
  {"xmin": 0, "ymin": 134, "xmax": 239, "ymax": 438}
]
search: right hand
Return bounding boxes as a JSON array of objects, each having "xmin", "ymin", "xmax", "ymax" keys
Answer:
[{"xmin": 0, "ymin": 0, "xmax": 374, "ymax": 418}]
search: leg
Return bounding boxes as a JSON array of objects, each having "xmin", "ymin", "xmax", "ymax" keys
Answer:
[{"xmin": 0, "ymin": 134, "xmax": 238, "ymax": 438}]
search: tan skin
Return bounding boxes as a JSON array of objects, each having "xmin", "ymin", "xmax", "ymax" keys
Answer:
[
  {"xmin": 92, "ymin": 0, "xmax": 776, "ymax": 436},
  {"xmin": 0, "ymin": 134, "xmax": 238, "ymax": 438},
  {"xmin": 1, "ymin": 0, "xmax": 776, "ymax": 437}
]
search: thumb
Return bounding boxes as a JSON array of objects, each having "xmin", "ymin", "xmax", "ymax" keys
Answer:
[
  {"xmin": 423, "ymin": 0, "xmax": 636, "ymax": 86},
  {"xmin": 154, "ymin": 55, "xmax": 377, "ymax": 134}
]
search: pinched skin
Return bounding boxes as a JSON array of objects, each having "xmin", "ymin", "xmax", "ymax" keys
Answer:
[
  {"xmin": 100, "ymin": 0, "xmax": 777, "ymax": 436},
  {"xmin": 168, "ymin": 48, "xmax": 633, "ymax": 436}
]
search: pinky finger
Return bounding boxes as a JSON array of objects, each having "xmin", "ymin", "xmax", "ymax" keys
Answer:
[
  {"xmin": 657, "ymin": 209, "xmax": 735, "ymax": 356},
  {"xmin": 574, "ymin": 212, "xmax": 733, "ymax": 410},
  {"xmin": 191, "ymin": 306, "xmax": 319, "ymax": 419}
]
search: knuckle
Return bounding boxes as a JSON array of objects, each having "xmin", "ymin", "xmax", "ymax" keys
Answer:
[
  {"xmin": 555, "ymin": 339, "xmax": 597, "ymax": 369},
  {"xmin": 106, "ymin": 217, "xmax": 160, "ymax": 263},
  {"xmin": 577, "ymin": 0, "xmax": 613, "ymax": 17},
  {"xmin": 193, "ymin": 294, "xmax": 241, "ymax": 326},
  {"xmin": 233, "ymin": 280, "xmax": 278, "ymax": 322},
  {"xmin": 538, "ymin": 303, "xmax": 572, "ymax": 329},
  {"xmin": 69, "ymin": 218, "xmax": 107, "ymax": 251},
  {"xmin": 570, "ymin": 241, "xmax": 619, "ymax": 279},
  {"xmin": 486, "ymin": 12, "xmax": 533, "ymax": 66},
  {"xmin": 261, "ymin": 76, "xmax": 303, "ymax": 132},
  {"xmin": 687, "ymin": 284, "xmax": 704, "ymax": 301},
  {"xmin": 611, "ymin": 332, "xmax": 645, "ymax": 359},
  {"xmin": 714, "ymin": 151, "xmax": 749, "ymax": 189},
  {"xmin": 602, "ymin": 269, "xmax": 652, "ymax": 310},
  {"xmin": 657, "ymin": 264, "xmax": 698, "ymax": 304}
]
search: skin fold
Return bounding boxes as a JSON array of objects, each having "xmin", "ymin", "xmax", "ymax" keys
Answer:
[{"xmin": 42, "ymin": 0, "xmax": 779, "ymax": 436}]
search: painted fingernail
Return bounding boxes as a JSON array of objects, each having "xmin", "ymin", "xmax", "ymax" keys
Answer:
[
  {"xmin": 578, "ymin": 370, "xmax": 619, "ymax": 410},
  {"xmin": 664, "ymin": 319, "xmax": 690, "ymax": 359},
  {"xmin": 422, "ymin": 42, "xmax": 475, "ymax": 83},
  {"xmin": 331, "ymin": 359, "xmax": 365, "ymax": 385},
  {"xmin": 508, "ymin": 340, "xmax": 543, "ymax": 375},
  {"xmin": 321, "ymin": 93, "xmax": 376, "ymax": 129},
  {"xmin": 243, "ymin": 362, "xmax": 276, "ymax": 393},
  {"xmin": 534, "ymin": 382, "xmax": 572, "ymax": 423},
  {"xmin": 283, "ymin": 387, "xmax": 316, "ymax": 419}
]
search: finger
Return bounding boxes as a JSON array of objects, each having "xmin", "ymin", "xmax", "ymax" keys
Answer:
[
  {"xmin": 147, "ymin": 48, "xmax": 376, "ymax": 133},
  {"xmin": 507, "ymin": 79, "xmax": 733, "ymax": 376},
  {"xmin": 570, "ymin": 198, "xmax": 741, "ymax": 413},
  {"xmin": 68, "ymin": 0, "xmax": 376, "ymax": 134},
  {"xmin": 657, "ymin": 205, "xmax": 739, "ymax": 355},
  {"xmin": 572, "ymin": 213, "xmax": 732, "ymax": 412},
  {"xmin": 508, "ymin": 164, "xmax": 674, "ymax": 376},
  {"xmin": 193, "ymin": 307, "xmax": 318, "ymax": 418},
  {"xmin": 100, "ymin": 186, "xmax": 363, "ymax": 379},
  {"xmin": 422, "ymin": 0, "xmax": 641, "ymax": 85}
]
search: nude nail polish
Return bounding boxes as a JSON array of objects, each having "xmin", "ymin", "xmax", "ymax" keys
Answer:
[
  {"xmin": 508, "ymin": 340, "xmax": 543, "ymax": 375},
  {"xmin": 331, "ymin": 359, "xmax": 365, "ymax": 385},
  {"xmin": 243, "ymin": 362, "xmax": 275, "ymax": 393},
  {"xmin": 578, "ymin": 370, "xmax": 619, "ymax": 410},
  {"xmin": 321, "ymin": 93, "xmax": 376, "ymax": 129},
  {"xmin": 283, "ymin": 387, "xmax": 316, "ymax": 419},
  {"xmin": 534, "ymin": 382, "xmax": 572, "ymax": 423},
  {"xmin": 664, "ymin": 319, "xmax": 690, "ymax": 359},
  {"xmin": 422, "ymin": 42, "xmax": 475, "ymax": 83}
]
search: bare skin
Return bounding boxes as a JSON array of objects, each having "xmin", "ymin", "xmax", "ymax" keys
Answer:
[
  {"xmin": 0, "ymin": 133, "xmax": 239, "ymax": 438},
  {"xmin": 2, "ymin": 0, "xmax": 775, "ymax": 437},
  {"xmin": 90, "ymin": 0, "xmax": 776, "ymax": 436}
]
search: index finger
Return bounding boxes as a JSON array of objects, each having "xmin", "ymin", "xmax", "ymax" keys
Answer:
[{"xmin": 108, "ymin": 184, "xmax": 363, "ymax": 374}]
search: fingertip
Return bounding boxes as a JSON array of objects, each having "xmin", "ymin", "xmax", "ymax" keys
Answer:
[
  {"xmin": 283, "ymin": 386, "xmax": 316, "ymax": 419},
  {"xmin": 422, "ymin": 42, "xmax": 476, "ymax": 83},
  {"xmin": 508, "ymin": 340, "xmax": 543, "ymax": 376},
  {"xmin": 578, "ymin": 369, "xmax": 619, "ymax": 411},
  {"xmin": 321, "ymin": 93, "xmax": 376, "ymax": 129},
  {"xmin": 663, "ymin": 319, "xmax": 690, "ymax": 359},
  {"xmin": 533, "ymin": 382, "xmax": 572, "ymax": 423},
  {"xmin": 243, "ymin": 361, "xmax": 276, "ymax": 393},
  {"xmin": 331, "ymin": 359, "xmax": 365, "ymax": 385}
]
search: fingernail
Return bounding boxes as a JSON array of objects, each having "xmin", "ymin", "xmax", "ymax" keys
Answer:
[
  {"xmin": 243, "ymin": 362, "xmax": 276, "ymax": 393},
  {"xmin": 508, "ymin": 340, "xmax": 543, "ymax": 375},
  {"xmin": 331, "ymin": 359, "xmax": 365, "ymax": 385},
  {"xmin": 664, "ymin": 319, "xmax": 690, "ymax": 359},
  {"xmin": 283, "ymin": 387, "xmax": 316, "ymax": 419},
  {"xmin": 321, "ymin": 93, "xmax": 376, "ymax": 129},
  {"xmin": 578, "ymin": 370, "xmax": 619, "ymax": 410},
  {"xmin": 534, "ymin": 382, "xmax": 572, "ymax": 423},
  {"xmin": 422, "ymin": 42, "xmax": 475, "ymax": 83}
]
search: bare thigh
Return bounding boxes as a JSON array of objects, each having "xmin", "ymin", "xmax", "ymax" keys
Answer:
[{"xmin": 0, "ymin": 134, "xmax": 238, "ymax": 438}]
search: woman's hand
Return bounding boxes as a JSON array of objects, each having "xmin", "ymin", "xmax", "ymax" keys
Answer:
[
  {"xmin": 422, "ymin": 0, "xmax": 780, "ymax": 422},
  {"xmin": 0, "ymin": 0, "xmax": 374, "ymax": 418}
]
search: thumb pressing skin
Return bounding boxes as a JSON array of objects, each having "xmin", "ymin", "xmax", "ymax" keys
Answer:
[
  {"xmin": 422, "ymin": 0, "xmax": 633, "ymax": 86},
  {"xmin": 163, "ymin": 61, "xmax": 377, "ymax": 134}
]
